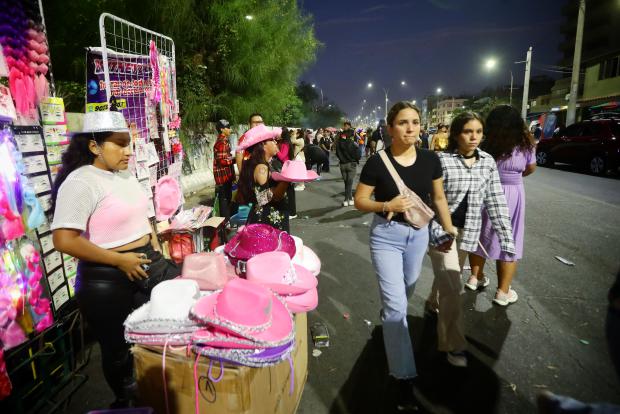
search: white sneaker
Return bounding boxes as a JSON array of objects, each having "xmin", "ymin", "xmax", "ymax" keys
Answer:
[
  {"xmin": 294, "ymin": 185, "xmax": 305, "ymax": 192},
  {"xmin": 347, "ymin": 200, "xmax": 354, "ymax": 206},
  {"xmin": 464, "ymin": 275, "xmax": 490, "ymax": 291},
  {"xmin": 342, "ymin": 200, "xmax": 348, "ymax": 207},
  {"xmin": 446, "ymin": 351, "xmax": 468, "ymax": 368},
  {"xmin": 493, "ymin": 288, "xmax": 518, "ymax": 306},
  {"xmin": 289, "ymin": 214, "xmax": 297, "ymax": 219}
]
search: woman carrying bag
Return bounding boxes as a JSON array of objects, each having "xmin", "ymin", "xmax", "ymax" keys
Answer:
[
  {"xmin": 51, "ymin": 111, "xmax": 180, "ymax": 408},
  {"xmin": 354, "ymin": 101, "xmax": 456, "ymax": 411}
]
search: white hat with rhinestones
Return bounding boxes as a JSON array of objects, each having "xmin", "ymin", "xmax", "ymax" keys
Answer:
[{"xmin": 82, "ymin": 111, "xmax": 129, "ymax": 133}]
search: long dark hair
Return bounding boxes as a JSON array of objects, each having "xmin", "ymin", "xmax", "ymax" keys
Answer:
[
  {"xmin": 237, "ymin": 142, "xmax": 268, "ymax": 205},
  {"xmin": 50, "ymin": 131, "xmax": 113, "ymax": 213},
  {"xmin": 280, "ymin": 128, "xmax": 295, "ymax": 160},
  {"xmin": 481, "ymin": 105, "xmax": 535, "ymax": 160},
  {"xmin": 446, "ymin": 111, "xmax": 485, "ymax": 152}
]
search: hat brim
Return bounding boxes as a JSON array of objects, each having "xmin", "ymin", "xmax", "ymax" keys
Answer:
[
  {"xmin": 190, "ymin": 289, "xmax": 294, "ymax": 346},
  {"xmin": 271, "ymin": 170, "xmax": 319, "ymax": 183},
  {"xmin": 192, "ymin": 340, "xmax": 294, "ymax": 367},
  {"xmin": 124, "ymin": 302, "xmax": 200, "ymax": 334},
  {"xmin": 248, "ymin": 263, "xmax": 317, "ymax": 296},
  {"xmin": 192, "ymin": 325, "xmax": 269, "ymax": 349},
  {"xmin": 285, "ymin": 288, "xmax": 318, "ymax": 313}
]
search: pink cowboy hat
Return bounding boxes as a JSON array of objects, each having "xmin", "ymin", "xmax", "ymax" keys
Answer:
[
  {"xmin": 285, "ymin": 287, "xmax": 318, "ymax": 313},
  {"xmin": 190, "ymin": 278, "xmax": 294, "ymax": 346},
  {"xmin": 192, "ymin": 325, "xmax": 269, "ymax": 349},
  {"xmin": 155, "ymin": 175, "xmax": 182, "ymax": 221},
  {"xmin": 236, "ymin": 124, "xmax": 282, "ymax": 150},
  {"xmin": 291, "ymin": 236, "xmax": 321, "ymax": 277},
  {"xmin": 246, "ymin": 251, "xmax": 317, "ymax": 296},
  {"xmin": 180, "ymin": 252, "xmax": 237, "ymax": 291},
  {"xmin": 271, "ymin": 159, "xmax": 319, "ymax": 183},
  {"xmin": 224, "ymin": 224, "xmax": 296, "ymax": 271}
]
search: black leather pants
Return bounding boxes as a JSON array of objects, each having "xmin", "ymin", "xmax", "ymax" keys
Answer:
[{"xmin": 76, "ymin": 243, "xmax": 180, "ymax": 400}]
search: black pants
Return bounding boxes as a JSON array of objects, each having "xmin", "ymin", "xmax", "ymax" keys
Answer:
[
  {"xmin": 76, "ymin": 244, "xmax": 180, "ymax": 401},
  {"xmin": 216, "ymin": 180, "xmax": 233, "ymax": 220},
  {"xmin": 287, "ymin": 185, "xmax": 297, "ymax": 216}
]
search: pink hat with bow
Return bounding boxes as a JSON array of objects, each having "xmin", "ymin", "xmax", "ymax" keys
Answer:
[
  {"xmin": 190, "ymin": 278, "xmax": 294, "ymax": 346},
  {"xmin": 246, "ymin": 251, "xmax": 317, "ymax": 295},
  {"xmin": 236, "ymin": 124, "xmax": 282, "ymax": 150},
  {"xmin": 180, "ymin": 252, "xmax": 237, "ymax": 290},
  {"xmin": 271, "ymin": 160, "xmax": 319, "ymax": 183},
  {"xmin": 224, "ymin": 224, "xmax": 295, "ymax": 272},
  {"xmin": 285, "ymin": 287, "xmax": 318, "ymax": 313},
  {"xmin": 154, "ymin": 175, "xmax": 182, "ymax": 221}
]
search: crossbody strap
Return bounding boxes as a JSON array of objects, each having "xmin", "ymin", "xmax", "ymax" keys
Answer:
[{"xmin": 378, "ymin": 150, "xmax": 405, "ymax": 191}]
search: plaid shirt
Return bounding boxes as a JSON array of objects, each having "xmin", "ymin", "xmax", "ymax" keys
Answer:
[
  {"xmin": 213, "ymin": 134, "xmax": 234, "ymax": 185},
  {"xmin": 430, "ymin": 150, "xmax": 515, "ymax": 255}
]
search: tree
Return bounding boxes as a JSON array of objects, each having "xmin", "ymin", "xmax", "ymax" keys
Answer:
[{"xmin": 43, "ymin": 0, "xmax": 319, "ymax": 127}]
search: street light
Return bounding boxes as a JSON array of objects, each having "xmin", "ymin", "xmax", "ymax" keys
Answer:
[
  {"xmin": 245, "ymin": 15, "xmax": 254, "ymax": 20},
  {"xmin": 436, "ymin": 87, "xmax": 442, "ymax": 94},
  {"xmin": 311, "ymin": 83, "xmax": 324, "ymax": 106},
  {"xmin": 368, "ymin": 81, "xmax": 407, "ymax": 120},
  {"xmin": 483, "ymin": 57, "xmax": 514, "ymax": 106}
]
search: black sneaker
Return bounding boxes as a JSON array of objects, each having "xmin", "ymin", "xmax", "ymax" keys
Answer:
[{"xmin": 395, "ymin": 378, "xmax": 419, "ymax": 412}]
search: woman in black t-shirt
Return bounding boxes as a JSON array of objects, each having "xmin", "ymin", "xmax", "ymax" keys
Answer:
[{"xmin": 354, "ymin": 101, "xmax": 457, "ymax": 410}]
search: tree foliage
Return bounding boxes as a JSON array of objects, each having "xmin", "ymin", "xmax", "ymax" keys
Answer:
[{"xmin": 43, "ymin": 0, "xmax": 319, "ymax": 127}]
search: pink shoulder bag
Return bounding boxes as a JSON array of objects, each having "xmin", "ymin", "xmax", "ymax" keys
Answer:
[{"xmin": 378, "ymin": 150, "xmax": 435, "ymax": 229}]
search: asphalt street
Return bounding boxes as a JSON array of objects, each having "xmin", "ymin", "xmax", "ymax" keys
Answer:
[{"xmin": 63, "ymin": 154, "xmax": 620, "ymax": 414}]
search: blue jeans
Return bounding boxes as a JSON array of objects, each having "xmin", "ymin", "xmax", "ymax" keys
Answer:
[{"xmin": 370, "ymin": 214, "xmax": 429, "ymax": 379}]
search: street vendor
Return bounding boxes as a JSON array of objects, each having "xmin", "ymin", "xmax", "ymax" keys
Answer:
[{"xmin": 51, "ymin": 110, "xmax": 180, "ymax": 408}]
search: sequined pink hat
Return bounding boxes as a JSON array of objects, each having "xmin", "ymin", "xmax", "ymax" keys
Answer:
[
  {"xmin": 190, "ymin": 278, "xmax": 294, "ymax": 346},
  {"xmin": 180, "ymin": 252, "xmax": 237, "ymax": 290},
  {"xmin": 246, "ymin": 251, "xmax": 317, "ymax": 296},
  {"xmin": 224, "ymin": 224, "xmax": 296, "ymax": 272},
  {"xmin": 236, "ymin": 124, "xmax": 282, "ymax": 150}
]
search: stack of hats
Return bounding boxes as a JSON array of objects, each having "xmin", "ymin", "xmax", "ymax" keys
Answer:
[
  {"xmin": 291, "ymin": 236, "xmax": 321, "ymax": 277},
  {"xmin": 124, "ymin": 279, "xmax": 203, "ymax": 345},
  {"xmin": 190, "ymin": 278, "xmax": 295, "ymax": 367},
  {"xmin": 246, "ymin": 251, "xmax": 318, "ymax": 313}
]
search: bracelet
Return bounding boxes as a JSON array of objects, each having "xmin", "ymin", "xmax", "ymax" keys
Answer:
[{"xmin": 382, "ymin": 201, "xmax": 388, "ymax": 214}]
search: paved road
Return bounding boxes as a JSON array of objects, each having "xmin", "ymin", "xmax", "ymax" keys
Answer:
[
  {"xmin": 293, "ymin": 157, "xmax": 620, "ymax": 413},
  {"xmin": 63, "ymin": 156, "xmax": 620, "ymax": 413}
]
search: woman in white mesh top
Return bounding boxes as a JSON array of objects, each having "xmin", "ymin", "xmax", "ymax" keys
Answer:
[{"xmin": 51, "ymin": 111, "xmax": 179, "ymax": 408}]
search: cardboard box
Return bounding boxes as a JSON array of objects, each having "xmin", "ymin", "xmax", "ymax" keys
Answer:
[{"xmin": 133, "ymin": 313, "xmax": 307, "ymax": 414}]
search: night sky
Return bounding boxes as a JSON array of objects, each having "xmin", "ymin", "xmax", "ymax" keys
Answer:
[{"xmin": 300, "ymin": 0, "xmax": 565, "ymax": 119}]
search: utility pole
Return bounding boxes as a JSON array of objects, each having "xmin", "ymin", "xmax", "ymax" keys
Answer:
[
  {"xmin": 383, "ymin": 89, "xmax": 388, "ymax": 120},
  {"xmin": 521, "ymin": 47, "xmax": 533, "ymax": 119},
  {"xmin": 509, "ymin": 70, "xmax": 514, "ymax": 106},
  {"xmin": 567, "ymin": 0, "xmax": 585, "ymax": 126}
]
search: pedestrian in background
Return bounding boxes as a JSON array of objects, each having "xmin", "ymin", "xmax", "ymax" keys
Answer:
[
  {"xmin": 304, "ymin": 143, "xmax": 329, "ymax": 177},
  {"xmin": 237, "ymin": 125, "xmax": 290, "ymax": 231},
  {"xmin": 430, "ymin": 123, "xmax": 449, "ymax": 151},
  {"xmin": 419, "ymin": 128, "xmax": 430, "ymax": 149},
  {"xmin": 277, "ymin": 127, "xmax": 298, "ymax": 218},
  {"xmin": 354, "ymin": 102, "xmax": 456, "ymax": 411},
  {"xmin": 371, "ymin": 119, "xmax": 391, "ymax": 152},
  {"xmin": 336, "ymin": 120, "xmax": 360, "ymax": 206},
  {"xmin": 427, "ymin": 111, "xmax": 515, "ymax": 368},
  {"xmin": 319, "ymin": 132, "xmax": 331, "ymax": 172},
  {"xmin": 213, "ymin": 119, "xmax": 235, "ymax": 220},
  {"xmin": 290, "ymin": 128, "xmax": 306, "ymax": 191},
  {"xmin": 467, "ymin": 105, "xmax": 537, "ymax": 305},
  {"xmin": 235, "ymin": 112, "xmax": 264, "ymax": 176}
]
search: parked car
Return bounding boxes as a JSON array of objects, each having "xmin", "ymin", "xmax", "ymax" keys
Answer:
[{"xmin": 536, "ymin": 118, "xmax": 620, "ymax": 175}]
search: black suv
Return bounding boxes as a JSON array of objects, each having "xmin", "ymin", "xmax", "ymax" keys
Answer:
[{"xmin": 536, "ymin": 118, "xmax": 620, "ymax": 175}]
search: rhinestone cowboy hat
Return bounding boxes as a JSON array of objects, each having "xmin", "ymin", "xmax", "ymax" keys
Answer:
[
  {"xmin": 180, "ymin": 252, "xmax": 237, "ymax": 291},
  {"xmin": 245, "ymin": 251, "xmax": 317, "ymax": 296},
  {"xmin": 124, "ymin": 279, "xmax": 202, "ymax": 336},
  {"xmin": 192, "ymin": 339, "xmax": 295, "ymax": 367},
  {"xmin": 271, "ymin": 159, "xmax": 319, "ymax": 183},
  {"xmin": 81, "ymin": 110, "xmax": 129, "ymax": 133},
  {"xmin": 190, "ymin": 278, "xmax": 294, "ymax": 346},
  {"xmin": 236, "ymin": 124, "xmax": 282, "ymax": 150},
  {"xmin": 224, "ymin": 224, "xmax": 296, "ymax": 272},
  {"xmin": 291, "ymin": 236, "xmax": 321, "ymax": 277}
]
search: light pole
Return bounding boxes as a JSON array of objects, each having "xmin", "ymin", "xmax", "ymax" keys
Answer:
[
  {"xmin": 311, "ymin": 83, "xmax": 324, "ymax": 106},
  {"xmin": 367, "ymin": 81, "xmax": 406, "ymax": 120}
]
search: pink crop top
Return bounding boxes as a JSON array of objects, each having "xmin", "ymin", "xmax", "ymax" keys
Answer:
[{"xmin": 51, "ymin": 165, "xmax": 152, "ymax": 249}]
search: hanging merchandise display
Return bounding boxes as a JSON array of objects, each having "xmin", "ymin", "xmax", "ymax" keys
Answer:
[{"xmin": 85, "ymin": 14, "xmax": 183, "ymax": 223}]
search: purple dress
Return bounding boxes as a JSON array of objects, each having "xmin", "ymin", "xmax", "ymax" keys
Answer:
[{"xmin": 475, "ymin": 147, "xmax": 536, "ymax": 261}]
